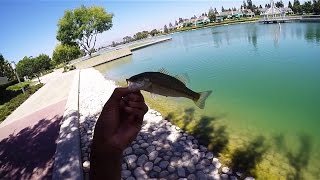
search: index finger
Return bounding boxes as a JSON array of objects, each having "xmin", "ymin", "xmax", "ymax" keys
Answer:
[{"xmin": 109, "ymin": 87, "xmax": 138, "ymax": 102}]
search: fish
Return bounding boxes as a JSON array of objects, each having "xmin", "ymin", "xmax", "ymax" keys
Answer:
[{"xmin": 126, "ymin": 69, "xmax": 212, "ymax": 109}]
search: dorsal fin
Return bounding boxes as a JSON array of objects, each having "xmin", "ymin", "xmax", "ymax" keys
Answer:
[
  {"xmin": 174, "ymin": 73, "xmax": 190, "ymax": 85},
  {"xmin": 158, "ymin": 68, "xmax": 171, "ymax": 75}
]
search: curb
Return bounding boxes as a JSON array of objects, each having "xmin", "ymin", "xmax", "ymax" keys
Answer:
[{"xmin": 52, "ymin": 70, "xmax": 83, "ymax": 180}]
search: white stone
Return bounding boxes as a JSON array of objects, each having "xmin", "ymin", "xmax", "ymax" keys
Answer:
[
  {"xmin": 134, "ymin": 167, "xmax": 146, "ymax": 178},
  {"xmin": 124, "ymin": 155, "xmax": 137, "ymax": 165},
  {"xmin": 82, "ymin": 161, "xmax": 90, "ymax": 172},
  {"xmin": 221, "ymin": 167, "xmax": 230, "ymax": 174},
  {"xmin": 149, "ymin": 151, "xmax": 158, "ymax": 161},
  {"xmin": 205, "ymin": 152, "xmax": 214, "ymax": 159},
  {"xmin": 244, "ymin": 177, "xmax": 255, "ymax": 180}
]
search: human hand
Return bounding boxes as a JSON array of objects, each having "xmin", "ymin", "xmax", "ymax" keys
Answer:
[{"xmin": 92, "ymin": 87, "xmax": 148, "ymax": 154}]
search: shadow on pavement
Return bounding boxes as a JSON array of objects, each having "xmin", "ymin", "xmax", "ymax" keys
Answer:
[{"xmin": 0, "ymin": 115, "xmax": 62, "ymax": 180}]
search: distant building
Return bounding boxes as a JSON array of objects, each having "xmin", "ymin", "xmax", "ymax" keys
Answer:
[{"xmin": 196, "ymin": 16, "xmax": 210, "ymax": 25}]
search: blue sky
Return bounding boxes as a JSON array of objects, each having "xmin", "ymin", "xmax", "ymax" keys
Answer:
[{"xmin": 0, "ymin": 0, "xmax": 293, "ymax": 62}]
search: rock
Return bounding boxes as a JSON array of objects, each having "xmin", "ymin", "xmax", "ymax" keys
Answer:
[
  {"xmin": 128, "ymin": 162, "xmax": 136, "ymax": 169},
  {"xmin": 137, "ymin": 135, "xmax": 142, "ymax": 140},
  {"xmin": 82, "ymin": 161, "xmax": 90, "ymax": 172},
  {"xmin": 244, "ymin": 177, "xmax": 255, "ymax": 180},
  {"xmin": 159, "ymin": 170, "xmax": 169, "ymax": 177},
  {"xmin": 153, "ymin": 166, "xmax": 161, "ymax": 172},
  {"xmin": 221, "ymin": 174, "xmax": 229, "ymax": 180},
  {"xmin": 83, "ymin": 157, "xmax": 88, "ymax": 161},
  {"xmin": 122, "ymin": 163, "xmax": 127, "ymax": 170},
  {"xmin": 168, "ymin": 166, "xmax": 175, "ymax": 173},
  {"xmin": 126, "ymin": 176, "xmax": 135, "ymax": 180},
  {"xmin": 174, "ymin": 152, "xmax": 182, "ymax": 156},
  {"xmin": 166, "ymin": 151, "xmax": 173, "ymax": 156},
  {"xmin": 144, "ymin": 162, "xmax": 153, "ymax": 171},
  {"xmin": 134, "ymin": 167, "xmax": 146, "ymax": 178},
  {"xmin": 193, "ymin": 139, "xmax": 198, "ymax": 144},
  {"xmin": 177, "ymin": 167, "xmax": 186, "ymax": 177},
  {"xmin": 156, "ymin": 147, "xmax": 162, "ymax": 151},
  {"xmin": 159, "ymin": 161, "xmax": 169, "ymax": 169},
  {"xmin": 134, "ymin": 148, "xmax": 146, "ymax": 155},
  {"xmin": 187, "ymin": 165, "xmax": 196, "ymax": 173},
  {"xmin": 212, "ymin": 158, "xmax": 219, "ymax": 164},
  {"xmin": 205, "ymin": 152, "xmax": 214, "ymax": 159},
  {"xmin": 163, "ymin": 156, "xmax": 170, "ymax": 161},
  {"xmin": 121, "ymin": 170, "xmax": 131, "ymax": 178},
  {"xmin": 192, "ymin": 144, "xmax": 198, "ymax": 149},
  {"xmin": 133, "ymin": 144, "xmax": 139, "ymax": 149},
  {"xmin": 230, "ymin": 176, "xmax": 238, "ymax": 180},
  {"xmin": 124, "ymin": 155, "xmax": 137, "ymax": 165},
  {"xmin": 235, "ymin": 172, "xmax": 243, "ymax": 177},
  {"xmin": 200, "ymin": 145, "xmax": 207, "ymax": 151},
  {"xmin": 147, "ymin": 146, "xmax": 155, "ymax": 154},
  {"xmin": 200, "ymin": 159, "xmax": 211, "ymax": 166},
  {"xmin": 196, "ymin": 163, "xmax": 205, "ymax": 170},
  {"xmin": 137, "ymin": 154, "xmax": 148, "ymax": 166},
  {"xmin": 215, "ymin": 162, "xmax": 222, "ymax": 169},
  {"xmin": 149, "ymin": 151, "xmax": 158, "ymax": 161},
  {"xmin": 196, "ymin": 171, "xmax": 207, "ymax": 180},
  {"xmin": 154, "ymin": 157, "xmax": 162, "ymax": 164},
  {"xmin": 181, "ymin": 136, "xmax": 187, "ymax": 140},
  {"xmin": 221, "ymin": 167, "xmax": 230, "ymax": 174},
  {"xmin": 141, "ymin": 143, "xmax": 149, "ymax": 148},
  {"xmin": 149, "ymin": 171, "xmax": 158, "ymax": 178},
  {"xmin": 187, "ymin": 174, "xmax": 197, "ymax": 180},
  {"xmin": 138, "ymin": 140, "xmax": 145, "ymax": 144},
  {"xmin": 123, "ymin": 147, "xmax": 133, "ymax": 155},
  {"xmin": 168, "ymin": 174, "xmax": 179, "ymax": 180}
]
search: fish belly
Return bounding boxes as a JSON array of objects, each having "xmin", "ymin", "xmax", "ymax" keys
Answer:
[{"xmin": 148, "ymin": 84, "xmax": 193, "ymax": 99}]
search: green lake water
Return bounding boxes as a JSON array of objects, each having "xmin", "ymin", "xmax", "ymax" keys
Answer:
[{"xmin": 96, "ymin": 22, "xmax": 320, "ymax": 179}]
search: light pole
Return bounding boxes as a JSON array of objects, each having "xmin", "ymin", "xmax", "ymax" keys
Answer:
[{"xmin": 10, "ymin": 61, "xmax": 25, "ymax": 94}]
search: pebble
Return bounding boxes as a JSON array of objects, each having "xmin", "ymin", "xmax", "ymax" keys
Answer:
[
  {"xmin": 163, "ymin": 155, "xmax": 170, "ymax": 161},
  {"xmin": 159, "ymin": 161, "xmax": 169, "ymax": 169},
  {"xmin": 124, "ymin": 155, "xmax": 137, "ymax": 165},
  {"xmin": 146, "ymin": 146, "xmax": 155, "ymax": 154},
  {"xmin": 137, "ymin": 154, "xmax": 148, "ymax": 166},
  {"xmin": 230, "ymin": 176, "xmax": 238, "ymax": 180},
  {"xmin": 82, "ymin": 161, "xmax": 90, "ymax": 172},
  {"xmin": 244, "ymin": 177, "xmax": 255, "ymax": 180},
  {"xmin": 168, "ymin": 165, "xmax": 175, "ymax": 173},
  {"xmin": 221, "ymin": 174, "xmax": 229, "ymax": 180},
  {"xmin": 187, "ymin": 165, "xmax": 196, "ymax": 173},
  {"xmin": 149, "ymin": 151, "xmax": 158, "ymax": 161},
  {"xmin": 221, "ymin": 167, "xmax": 230, "ymax": 174},
  {"xmin": 134, "ymin": 167, "xmax": 146, "ymax": 178},
  {"xmin": 205, "ymin": 152, "xmax": 214, "ymax": 159},
  {"xmin": 137, "ymin": 136, "xmax": 142, "ymax": 140},
  {"xmin": 126, "ymin": 176, "xmax": 135, "ymax": 180},
  {"xmin": 122, "ymin": 163, "xmax": 127, "ymax": 170},
  {"xmin": 121, "ymin": 170, "xmax": 131, "ymax": 178},
  {"xmin": 134, "ymin": 148, "xmax": 145, "ymax": 155},
  {"xmin": 141, "ymin": 143, "xmax": 149, "ymax": 148},
  {"xmin": 153, "ymin": 166, "xmax": 161, "ymax": 172},
  {"xmin": 144, "ymin": 162, "xmax": 153, "ymax": 171},
  {"xmin": 177, "ymin": 167, "xmax": 186, "ymax": 177},
  {"xmin": 187, "ymin": 174, "xmax": 197, "ymax": 180},
  {"xmin": 123, "ymin": 147, "xmax": 133, "ymax": 155},
  {"xmin": 132, "ymin": 144, "xmax": 139, "ymax": 149},
  {"xmin": 159, "ymin": 170, "xmax": 169, "ymax": 177},
  {"xmin": 196, "ymin": 171, "xmax": 207, "ymax": 180},
  {"xmin": 154, "ymin": 157, "xmax": 162, "ymax": 164}
]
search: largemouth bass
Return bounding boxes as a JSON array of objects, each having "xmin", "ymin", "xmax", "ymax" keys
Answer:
[{"xmin": 126, "ymin": 70, "xmax": 212, "ymax": 109}]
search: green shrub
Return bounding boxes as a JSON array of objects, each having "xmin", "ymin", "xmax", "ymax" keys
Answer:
[
  {"xmin": 6, "ymin": 81, "xmax": 31, "ymax": 91},
  {"xmin": 0, "ymin": 84, "xmax": 43, "ymax": 122}
]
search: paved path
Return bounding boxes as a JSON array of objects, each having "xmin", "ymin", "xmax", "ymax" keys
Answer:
[
  {"xmin": 0, "ymin": 70, "xmax": 75, "ymax": 128},
  {"xmin": 0, "ymin": 70, "xmax": 76, "ymax": 179}
]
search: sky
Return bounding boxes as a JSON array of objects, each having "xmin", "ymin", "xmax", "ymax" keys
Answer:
[{"xmin": 0, "ymin": 0, "xmax": 294, "ymax": 62}]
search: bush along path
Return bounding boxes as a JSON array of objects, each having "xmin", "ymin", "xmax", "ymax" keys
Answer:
[{"xmin": 78, "ymin": 69, "xmax": 254, "ymax": 180}]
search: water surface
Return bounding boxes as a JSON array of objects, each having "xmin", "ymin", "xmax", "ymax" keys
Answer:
[{"xmin": 96, "ymin": 22, "xmax": 320, "ymax": 179}]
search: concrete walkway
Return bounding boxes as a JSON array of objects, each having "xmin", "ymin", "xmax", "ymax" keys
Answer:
[
  {"xmin": 0, "ymin": 70, "xmax": 76, "ymax": 128},
  {"xmin": 0, "ymin": 70, "xmax": 76, "ymax": 179}
]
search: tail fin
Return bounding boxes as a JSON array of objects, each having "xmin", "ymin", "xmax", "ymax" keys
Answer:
[{"xmin": 194, "ymin": 91, "xmax": 213, "ymax": 109}]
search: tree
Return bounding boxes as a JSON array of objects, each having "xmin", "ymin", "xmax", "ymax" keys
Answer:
[
  {"xmin": 0, "ymin": 54, "xmax": 15, "ymax": 80},
  {"xmin": 243, "ymin": 1, "xmax": 247, "ymax": 9},
  {"xmin": 259, "ymin": 5, "xmax": 263, "ymax": 8},
  {"xmin": 208, "ymin": 7, "xmax": 216, "ymax": 22},
  {"xmin": 314, "ymin": 0, "xmax": 320, "ymax": 14},
  {"xmin": 52, "ymin": 44, "xmax": 82, "ymax": 65},
  {"xmin": 293, "ymin": 0, "xmax": 302, "ymax": 14},
  {"xmin": 222, "ymin": 6, "xmax": 225, "ymax": 12},
  {"xmin": 150, "ymin": 29, "xmax": 158, "ymax": 37},
  {"xmin": 164, "ymin": 25, "xmax": 169, "ymax": 34},
  {"xmin": 34, "ymin": 54, "xmax": 52, "ymax": 72},
  {"xmin": 178, "ymin": 18, "xmax": 184, "ymax": 23},
  {"xmin": 288, "ymin": 1, "xmax": 293, "ymax": 9},
  {"xmin": 275, "ymin": 1, "xmax": 284, "ymax": 8},
  {"xmin": 175, "ymin": 20, "xmax": 178, "ymax": 26},
  {"xmin": 214, "ymin": 8, "xmax": 218, "ymax": 14},
  {"xmin": 16, "ymin": 56, "xmax": 34, "ymax": 78},
  {"xmin": 302, "ymin": 1, "xmax": 313, "ymax": 13},
  {"xmin": 56, "ymin": 6, "xmax": 113, "ymax": 56},
  {"xmin": 247, "ymin": 0, "xmax": 253, "ymax": 10},
  {"xmin": 133, "ymin": 31, "xmax": 148, "ymax": 40},
  {"xmin": 123, "ymin": 36, "xmax": 133, "ymax": 43},
  {"xmin": 169, "ymin": 22, "xmax": 173, "ymax": 30}
]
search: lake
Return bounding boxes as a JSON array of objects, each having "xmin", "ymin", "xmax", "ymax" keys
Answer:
[{"xmin": 96, "ymin": 22, "xmax": 320, "ymax": 179}]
